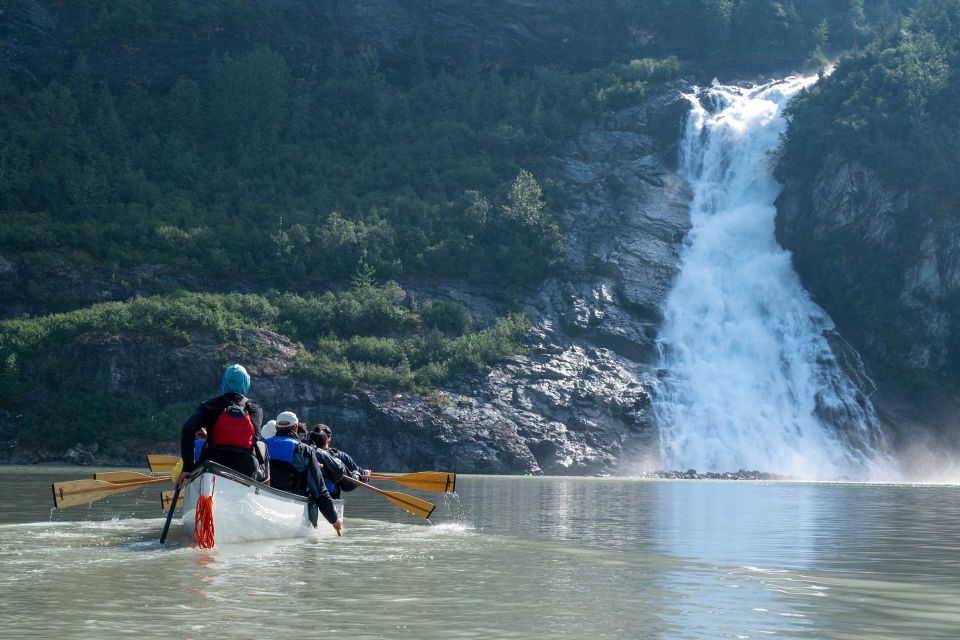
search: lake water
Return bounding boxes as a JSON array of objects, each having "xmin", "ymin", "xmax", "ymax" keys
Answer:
[{"xmin": 2, "ymin": 467, "xmax": 959, "ymax": 639}]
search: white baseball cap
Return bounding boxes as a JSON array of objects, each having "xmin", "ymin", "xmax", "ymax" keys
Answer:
[
  {"xmin": 261, "ymin": 419, "xmax": 277, "ymax": 439},
  {"xmin": 276, "ymin": 411, "xmax": 299, "ymax": 428}
]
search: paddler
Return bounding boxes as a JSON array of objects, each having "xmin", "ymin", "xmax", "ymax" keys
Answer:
[
  {"xmin": 308, "ymin": 424, "xmax": 369, "ymax": 499},
  {"xmin": 176, "ymin": 364, "xmax": 269, "ymax": 488},
  {"xmin": 265, "ymin": 411, "xmax": 342, "ymax": 535}
]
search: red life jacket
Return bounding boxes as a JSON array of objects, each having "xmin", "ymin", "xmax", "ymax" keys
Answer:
[{"xmin": 208, "ymin": 398, "xmax": 255, "ymax": 449}]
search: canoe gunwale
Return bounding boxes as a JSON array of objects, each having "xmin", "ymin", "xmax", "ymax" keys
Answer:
[{"xmin": 185, "ymin": 461, "xmax": 309, "ymax": 504}]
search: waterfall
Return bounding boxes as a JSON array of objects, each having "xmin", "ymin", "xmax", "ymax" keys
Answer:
[{"xmin": 652, "ymin": 77, "xmax": 897, "ymax": 480}]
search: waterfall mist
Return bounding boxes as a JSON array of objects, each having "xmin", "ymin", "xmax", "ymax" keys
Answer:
[{"xmin": 652, "ymin": 78, "xmax": 897, "ymax": 480}]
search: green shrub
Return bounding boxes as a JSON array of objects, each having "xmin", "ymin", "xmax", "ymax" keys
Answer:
[
  {"xmin": 1, "ymin": 287, "xmax": 528, "ymax": 407},
  {"xmin": 421, "ymin": 300, "xmax": 473, "ymax": 334}
]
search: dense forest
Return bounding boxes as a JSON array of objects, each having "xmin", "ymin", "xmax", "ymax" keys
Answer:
[
  {"xmin": 0, "ymin": 22, "xmax": 682, "ymax": 449},
  {"xmin": 777, "ymin": 0, "xmax": 960, "ymax": 385},
  {"xmin": 0, "ymin": 0, "xmax": 919, "ymax": 451}
]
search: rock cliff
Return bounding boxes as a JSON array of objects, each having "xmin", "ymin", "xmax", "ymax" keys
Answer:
[
  {"xmin": 0, "ymin": 87, "xmax": 692, "ymax": 472},
  {"xmin": 776, "ymin": 153, "xmax": 960, "ymax": 454}
]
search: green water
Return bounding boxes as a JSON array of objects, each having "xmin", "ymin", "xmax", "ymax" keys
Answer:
[{"xmin": 2, "ymin": 467, "xmax": 959, "ymax": 639}]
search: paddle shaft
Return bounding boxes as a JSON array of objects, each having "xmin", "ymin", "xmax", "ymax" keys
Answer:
[
  {"xmin": 96, "ymin": 471, "xmax": 170, "ymax": 483},
  {"xmin": 159, "ymin": 483, "xmax": 182, "ymax": 545},
  {"xmin": 148, "ymin": 453, "xmax": 453, "ymax": 490},
  {"xmin": 346, "ymin": 475, "xmax": 389, "ymax": 496}
]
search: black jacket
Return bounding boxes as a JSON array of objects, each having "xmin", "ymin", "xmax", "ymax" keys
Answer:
[
  {"xmin": 315, "ymin": 448, "xmax": 347, "ymax": 498},
  {"xmin": 179, "ymin": 392, "xmax": 263, "ymax": 473},
  {"xmin": 315, "ymin": 448, "xmax": 367, "ymax": 499}
]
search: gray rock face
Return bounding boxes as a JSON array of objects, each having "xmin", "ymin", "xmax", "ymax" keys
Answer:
[
  {"xmin": 776, "ymin": 152, "xmax": 960, "ymax": 445},
  {"xmin": 2, "ymin": 88, "xmax": 692, "ymax": 473},
  {"xmin": 268, "ymin": 88, "xmax": 690, "ymax": 475},
  {"xmin": 350, "ymin": 86, "xmax": 691, "ymax": 474},
  {"xmin": 777, "ymin": 153, "xmax": 959, "ymax": 372}
]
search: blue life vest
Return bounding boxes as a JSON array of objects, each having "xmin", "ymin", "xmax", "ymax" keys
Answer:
[
  {"xmin": 265, "ymin": 434, "xmax": 307, "ymax": 494},
  {"xmin": 265, "ymin": 435, "xmax": 299, "ymax": 464}
]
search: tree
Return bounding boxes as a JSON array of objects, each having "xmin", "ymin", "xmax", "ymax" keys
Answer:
[
  {"xmin": 208, "ymin": 46, "xmax": 291, "ymax": 151},
  {"xmin": 502, "ymin": 169, "xmax": 546, "ymax": 225},
  {"xmin": 489, "ymin": 170, "xmax": 563, "ymax": 285}
]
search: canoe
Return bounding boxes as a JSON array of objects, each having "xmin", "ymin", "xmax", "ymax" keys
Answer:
[{"xmin": 181, "ymin": 461, "xmax": 343, "ymax": 546}]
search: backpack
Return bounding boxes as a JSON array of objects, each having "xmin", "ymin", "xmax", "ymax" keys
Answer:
[
  {"xmin": 203, "ymin": 397, "xmax": 268, "ymax": 482},
  {"xmin": 208, "ymin": 397, "xmax": 256, "ymax": 449}
]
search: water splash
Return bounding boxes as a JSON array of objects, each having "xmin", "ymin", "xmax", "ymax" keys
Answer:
[{"xmin": 653, "ymin": 77, "xmax": 897, "ymax": 480}]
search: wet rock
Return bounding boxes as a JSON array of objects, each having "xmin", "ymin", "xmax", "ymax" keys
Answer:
[
  {"xmin": 65, "ymin": 442, "xmax": 98, "ymax": 466},
  {"xmin": 636, "ymin": 469, "xmax": 784, "ymax": 480},
  {"xmin": 777, "ymin": 152, "xmax": 960, "ymax": 441}
]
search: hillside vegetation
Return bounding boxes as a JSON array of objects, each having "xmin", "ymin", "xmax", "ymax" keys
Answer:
[
  {"xmin": 0, "ymin": 0, "xmax": 915, "ymax": 453},
  {"xmin": 1, "ymin": 48, "xmax": 683, "ymax": 301},
  {"xmin": 777, "ymin": 0, "xmax": 960, "ymax": 385}
]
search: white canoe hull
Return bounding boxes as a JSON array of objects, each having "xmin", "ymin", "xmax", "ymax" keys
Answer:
[{"xmin": 182, "ymin": 462, "xmax": 343, "ymax": 545}]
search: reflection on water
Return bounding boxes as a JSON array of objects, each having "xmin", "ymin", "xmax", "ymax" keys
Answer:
[{"xmin": 2, "ymin": 468, "xmax": 959, "ymax": 639}]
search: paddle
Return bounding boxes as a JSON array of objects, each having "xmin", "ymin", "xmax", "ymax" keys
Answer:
[
  {"xmin": 160, "ymin": 490, "xmax": 184, "ymax": 510},
  {"xmin": 148, "ymin": 453, "xmax": 453, "ymax": 492},
  {"xmin": 343, "ymin": 476, "xmax": 436, "ymax": 519},
  {"xmin": 366, "ymin": 471, "xmax": 456, "ymax": 494},
  {"xmin": 159, "ymin": 483, "xmax": 182, "ymax": 545},
  {"xmin": 96, "ymin": 471, "xmax": 169, "ymax": 483},
  {"xmin": 147, "ymin": 455, "xmax": 180, "ymax": 473},
  {"xmin": 52, "ymin": 476, "xmax": 172, "ymax": 508}
]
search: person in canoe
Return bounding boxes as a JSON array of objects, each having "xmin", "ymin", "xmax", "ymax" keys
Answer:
[
  {"xmin": 192, "ymin": 427, "xmax": 207, "ymax": 463},
  {"xmin": 265, "ymin": 411, "xmax": 342, "ymax": 535},
  {"xmin": 176, "ymin": 364, "xmax": 269, "ymax": 488},
  {"xmin": 308, "ymin": 424, "xmax": 369, "ymax": 499}
]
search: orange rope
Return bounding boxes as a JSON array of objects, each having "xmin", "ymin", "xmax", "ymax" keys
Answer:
[{"xmin": 189, "ymin": 492, "xmax": 215, "ymax": 549}]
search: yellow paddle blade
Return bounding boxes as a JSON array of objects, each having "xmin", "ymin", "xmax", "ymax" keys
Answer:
[
  {"xmin": 367, "ymin": 471, "xmax": 456, "ymax": 494},
  {"xmin": 380, "ymin": 488, "xmax": 436, "ymax": 520},
  {"xmin": 170, "ymin": 459, "xmax": 183, "ymax": 486},
  {"xmin": 346, "ymin": 476, "xmax": 437, "ymax": 519},
  {"xmin": 95, "ymin": 471, "xmax": 169, "ymax": 483},
  {"xmin": 51, "ymin": 476, "xmax": 170, "ymax": 508},
  {"xmin": 160, "ymin": 490, "xmax": 184, "ymax": 511},
  {"xmin": 146, "ymin": 455, "xmax": 180, "ymax": 473}
]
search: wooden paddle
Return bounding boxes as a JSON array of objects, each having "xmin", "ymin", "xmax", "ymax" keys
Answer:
[
  {"xmin": 160, "ymin": 489, "xmax": 184, "ymax": 510},
  {"xmin": 52, "ymin": 476, "xmax": 172, "ymax": 508},
  {"xmin": 148, "ymin": 453, "xmax": 454, "ymax": 492},
  {"xmin": 96, "ymin": 471, "xmax": 169, "ymax": 483},
  {"xmin": 159, "ymin": 483, "xmax": 183, "ymax": 545},
  {"xmin": 366, "ymin": 471, "xmax": 456, "ymax": 494},
  {"xmin": 344, "ymin": 476, "xmax": 436, "ymax": 519},
  {"xmin": 147, "ymin": 455, "xmax": 180, "ymax": 473}
]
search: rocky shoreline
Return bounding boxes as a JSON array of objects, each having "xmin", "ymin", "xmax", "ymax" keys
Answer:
[{"xmin": 17, "ymin": 443, "xmax": 788, "ymax": 482}]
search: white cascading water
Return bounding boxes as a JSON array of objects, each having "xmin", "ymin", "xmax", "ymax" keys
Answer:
[{"xmin": 652, "ymin": 77, "xmax": 897, "ymax": 480}]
